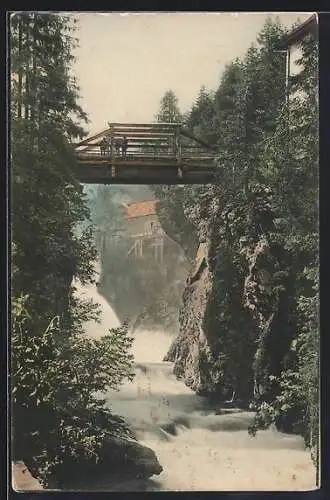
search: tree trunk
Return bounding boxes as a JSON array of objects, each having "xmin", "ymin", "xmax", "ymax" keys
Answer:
[
  {"xmin": 30, "ymin": 15, "xmax": 39, "ymax": 151},
  {"xmin": 30, "ymin": 16, "xmax": 37, "ymax": 124},
  {"xmin": 24, "ymin": 15, "xmax": 30, "ymax": 121},
  {"xmin": 17, "ymin": 17, "xmax": 23, "ymax": 119}
]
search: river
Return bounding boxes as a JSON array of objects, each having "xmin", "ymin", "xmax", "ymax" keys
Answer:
[{"xmin": 77, "ymin": 268, "xmax": 317, "ymax": 492}]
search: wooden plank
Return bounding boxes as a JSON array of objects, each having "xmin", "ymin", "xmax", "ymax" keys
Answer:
[
  {"xmin": 76, "ymin": 167, "xmax": 216, "ymax": 176},
  {"xmin": 73, "ymin": 129, "xmax": 174, "ymax": 149},
  {"xmin": 118, "ymin": 137, "xmax": 170, "ymax": 142},
  {"xmin": 74, "ymin": 161, "xmax": 217, "ymax": 185},
  {"xmin": 121, "ymin": 143, "xmax": 170, "ymax": 148},
  {"xmin": 77, "ymin": 140, "xmax": 171, "ymax": 148},
  {"xmin": 76, "ymin": 164, "xmax": 216, "ymax": 175},
  {"xmin": 112, "ymin": 125, "xmax": 175, "ymax": 131},
  {"xmin": 111, "ymin": 131, "xmax": 175, "ymax": 138},
  {"xmin": 77, "ymin": 159, "xmax": 179, "ymax": 167},
  {"xmin": 78, "ymin": 146, "xmax": 170, "ymax": 152},
  {"xmin": 76, "ymin": 154, "xmax": 215, "ymax": 163},
  {"xmin": 108, "ymin": 122, "xmax": 181, "ymax": 128},
  {"xmin": 76, "ymin": 151, "xmax": 176, "ymax": 157},
  {"xmin": 78, "ymin": 145, "xmax": 206, "ymax": 154},
  {"xmin": 76, "ymin": 176, "xmax": 217, "ymax": 186},
  {"xmin": 109, "ymin": 123, "xmax": 114, "ymax": 165},
  {"xmin": 77, "ymin": 178, "xmax": 217, "ymax": 185},
  {"xmin": 76, "ymin": 154, "xmax": 178, "ymax": 162},
  {"xmin": 76, "ymin": 150, "xmax": 215, "ymax": 158},
  {"xmin": 74, "ymin": 127, "xmax": 110, "ymax": 148}
]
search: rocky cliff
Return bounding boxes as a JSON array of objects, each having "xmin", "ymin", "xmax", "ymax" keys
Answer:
[
  {"xmin": 164, "ymin": 241, "xmax": 221, "ymax": 395},
  {"xmin": 164, "ymin": 185, "xmax": 289, "ymax": 405}
]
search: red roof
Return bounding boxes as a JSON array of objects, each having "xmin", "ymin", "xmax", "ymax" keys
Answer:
[{"xmin": 126, "ymin": 200, "xmax": 158, "ymax": 219}]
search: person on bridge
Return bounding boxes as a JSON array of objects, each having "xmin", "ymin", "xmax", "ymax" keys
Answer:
[
  {"xmin": 99, "ymin": 137, "xmax": 108, "ymax": 156},
  {"xmin": 122, "ymin": 136, "xmax": 128, "ymax": 157},
  {"xmin": 105, "ymin": 136, "xmax": 111, "ymax": 155},
  {"xmin": 114, "ymin": 138, "xmax": 122, "ymax": 156}
]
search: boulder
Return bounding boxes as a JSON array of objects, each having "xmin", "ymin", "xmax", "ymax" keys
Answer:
[
  {"xmin": 100, "ymin": 437, "xmax": 163, "ymax": 478},
  {"xmin": 27, "ymin": 438, "xmax": 163, "ymax": 490}
]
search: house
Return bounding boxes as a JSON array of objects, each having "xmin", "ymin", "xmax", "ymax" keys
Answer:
[
  {"xmin": 124, "ymin": 200, "xmax": 165, "ymax": 261},
  {"xmin": 124, "ymin": 200, "xmax": 163, "ymax": 238},
  {"xmin": 280, "ymin": 14, "xmax": 318, "ymax": 86}
]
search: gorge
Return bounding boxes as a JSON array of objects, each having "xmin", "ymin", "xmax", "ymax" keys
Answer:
[{"xmin": 75, "ymin": 262, "xmax": 316, "ymax": 491}]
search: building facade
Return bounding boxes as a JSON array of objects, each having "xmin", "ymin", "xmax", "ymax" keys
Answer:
[
  {"xmin": 281, "ymin": 14, "xmax": 318, "ymax": 92},
  {"xmin": 124, "ymin": 200, "xmax": 165, "ymax": 261}
]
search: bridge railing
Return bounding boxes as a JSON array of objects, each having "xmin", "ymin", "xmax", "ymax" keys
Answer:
[
  {"xmin": 74, "ymin": 123, "xmax": 217, "ymax": 168},
  {"xmin": 75, "ymin": 149, "xmax": 215, "ymax": 162}
]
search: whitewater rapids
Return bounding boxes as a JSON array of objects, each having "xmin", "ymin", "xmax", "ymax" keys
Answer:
[{"xmin": 77, "ymin": 269, "xmax": 317, "ymax": 491}]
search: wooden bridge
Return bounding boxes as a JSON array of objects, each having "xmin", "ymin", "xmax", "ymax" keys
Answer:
[{"xmin": 73, "ymin": 123, "xmax": 219, "ymax": 184}]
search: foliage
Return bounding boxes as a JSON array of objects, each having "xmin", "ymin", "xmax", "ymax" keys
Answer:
[
  {"xmin": 249, "ymin": 266, "xmax": 319, "ymax": 469},
  {"xmin": 153, "ymin": 185, "xmax": 200, "ymax": 262},
  {"xmin": 247, "ymin": 32, "xmax": 319, "ymax": 467},
  {"xmin": 12, "ymin": 294, "xmax": 135, "ymax": 485},
  {"xmin": 152, "ymin": 17, "xmax": 319, "ymax": 466},
  {"xmin": 155, "ymin": 89, "xmax": 183, "ymax": 123},
  {"xmin": 11, "ymin": 13, "xmax": 136, "ymax": 487},
  {"xmin": 186, "ymin": 86, "xmax": 218, "ymax": 145}
]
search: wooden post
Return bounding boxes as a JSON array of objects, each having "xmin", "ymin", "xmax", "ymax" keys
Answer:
[
  {"xmin": 178, "ymin": 126, "xmax": 182, "ymax": 162},
  {"xmin": 154, "ymin": 239, "xmax": 158, "ymax": 261},
  {"xmin": 161, "ymin": 238, "xmax": 164, "ymax": 263},
  {"xmin": 176, "ymin": 126, "xmax": 182, "ymax": 178},
  {"xmin": 109, "ymin": 124, "xmax": 116, "ymax": 178}
]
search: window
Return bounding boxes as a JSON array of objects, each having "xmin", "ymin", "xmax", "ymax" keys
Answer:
[{"xmin": 144, "ymin": 221, "xmax": 152, "ymax": 234}]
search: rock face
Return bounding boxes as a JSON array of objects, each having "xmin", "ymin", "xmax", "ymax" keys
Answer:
[
  {"xmin": 242, "ymin": 233, "xmax": 292, "ymax": 401},
  {"xmin": 164, "ymin": 241, "xmax": 224, "ymax": 396},
  {"xmin": 99, "ymin": 438, "xmax": 163, "ymax": 478},
  {"xmin": 163, "ymin": 184, "xmax": 293, "ymax": 407},
  {"xmin": 164, "ymin": 233, "xmax": 257, "ymax": 402}
]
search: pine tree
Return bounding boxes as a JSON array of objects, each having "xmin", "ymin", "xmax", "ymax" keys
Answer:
[
  {"xmin": 186, "ymin": 86, "xmax": 217, "ymax": 145},
  {"xmin": 249, "ymin": 30, "xmax": 319, "ymax": 470},
  {"xmin": 155, "ymin": 89, "xmax": 183, "ymax": 123},
  {"xmin": 11, "ymin": 13, "xmax": 135, "ymax": 486}
]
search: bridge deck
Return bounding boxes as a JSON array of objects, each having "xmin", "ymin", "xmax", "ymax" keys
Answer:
[{"xmin": 74, "ymin": 123, "xmax": 219, "ymax": 184}]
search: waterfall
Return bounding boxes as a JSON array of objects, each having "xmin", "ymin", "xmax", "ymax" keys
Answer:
[
  {"xmin": 73, "ymin": 261, "xmax": 316, "ymax": 491},
  {"xmin": 74, "ymin": 261, "xmax": 120, "ymax": 339}
]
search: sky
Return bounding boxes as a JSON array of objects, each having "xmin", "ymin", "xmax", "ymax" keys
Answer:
[{"xmin": 72, "ymin": 12, "xmax": 312, "ymax": 136}]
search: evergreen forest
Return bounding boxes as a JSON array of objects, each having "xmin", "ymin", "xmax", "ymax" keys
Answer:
[{"xmin": 10, "ymin": 13, "xmax": 319, "ymax": 488}]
